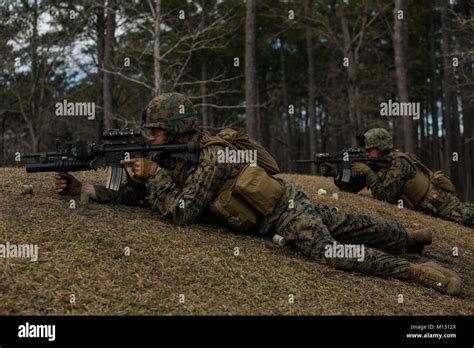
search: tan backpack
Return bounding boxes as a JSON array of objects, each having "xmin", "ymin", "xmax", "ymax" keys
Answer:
[
  {"xmin": 201, "ymin": 128, "xmax": 280, "ymax": 175},
  {"xmin": 402, "ymin": 153, "xmax": 456, "ymax": 193}
]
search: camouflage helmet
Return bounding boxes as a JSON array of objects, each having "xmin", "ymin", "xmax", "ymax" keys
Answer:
[
  {"xmin": 363, "ymin": 128, "xmax": 394, "ymax": 152},
  {"xmin": 142, "ymin": 93, "xmax": 198, "ymax": 134}
]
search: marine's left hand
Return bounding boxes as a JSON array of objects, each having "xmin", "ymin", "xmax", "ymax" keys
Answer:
[
  {"xmin": 120, "ymin": 158, "xmax": 159, "ymax": 179},
  {"xmin": 351, "ymin": 162, "xmax": 371, "ymax": 175}
]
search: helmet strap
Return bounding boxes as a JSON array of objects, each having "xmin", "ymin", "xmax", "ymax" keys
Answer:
[{"xmin": 140, "ymin": 109, "xmax": 147, "ymax": 127}]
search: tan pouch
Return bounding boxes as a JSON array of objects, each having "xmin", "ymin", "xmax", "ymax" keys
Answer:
[
  {"xmin": 431, "ymin": 170, "xmax": 456, "ymax": 193},
  {"xmin": 418, "ymin": 186, "xmax": 445, "ymax": 214},
  {"xmin": 209, "ymin": 189, "xmax": 257, "ymax": 232},
  {"xmin": 234, "ymin": 164, "xmax": 285, "ymax": 216}
]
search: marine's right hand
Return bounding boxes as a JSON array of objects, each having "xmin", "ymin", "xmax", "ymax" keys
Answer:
[
  {"xmin": 54, "ymin": 173, "xmax": 82, "ymax": 196},
  {"xmin": 319, "ymin": 162, "xmax": 338, "ymax": 177}
]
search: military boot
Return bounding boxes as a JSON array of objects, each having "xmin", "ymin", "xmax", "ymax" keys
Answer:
[
  {"xmin": 405, "ymin": 228, "xmax": 432, "ymax": 254},
  {"xmin": 410, "ymin": 261, "xmax": 462, "ymax": 296}
]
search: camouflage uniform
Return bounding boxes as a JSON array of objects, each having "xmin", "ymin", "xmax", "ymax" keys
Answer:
[
  {"xmin": 53, "ymin": 95, "xmax": 463, "ymax": 296},
  {"xmin": 93, "ymin": 135, "xmax": 411, "ymax": 281},
  {"xmin": 334, "ymin": 128, "xmax": 474, "ymax": 228},
  {"xmin": 418, "ymin": 188, "xmax": 474, "ymax": 227}
]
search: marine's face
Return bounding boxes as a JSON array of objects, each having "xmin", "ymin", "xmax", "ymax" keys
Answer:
[
  {"xmin": 366, "ymin": 148, "xmax": 381, "ymax": 158},
  {"xmin": 144, "ymin": 128, "xmax": 168, "ymax": 144}
]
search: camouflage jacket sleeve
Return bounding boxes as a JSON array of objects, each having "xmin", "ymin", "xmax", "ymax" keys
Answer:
[
  {"xmin": 92, "ymin": 174, "xmax": 148, "ymax": 206},
  {"xmin": 365, "ymin": 157, "xmax": 415, "ymax": 203},
  {"xmin": 145, "ymin": 145, "xmax": 234, "ymax": 225}
]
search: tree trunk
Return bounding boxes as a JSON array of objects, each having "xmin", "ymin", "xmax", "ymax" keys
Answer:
[
  {"xmin": 259, "ymin": 70, "xmax": 270, "ymax": 149},
  {"xmin": 340, "ymin": 7, "xmax": 358, "ymax": 144},
  {"xmin": 103, "ymin": 0, "xmax": 116, "ymax": 130},
  {"xmin": 305, "ymin": 0, "xmax": 317, "ymax": 174},
  {"xmin": 29, "ymin": 0, "xmax": 40, "ymax": 152},
  {"xmin": 459, "ymin": 0, "xmax": 473, "ymax": 201},
  {"xmin": 280, "ymin": 35, "xmax": 292, "ymax": 172},
  {"xmin": 209, "ymin": 104, "xmax": 214, "ymax": 129},
  {"xmin": 200, "ymin": 61, "xmax": 209, "ymax": 128},
  {"xmin": 96, "ymin": 0, "xmax": 105, "ymax": 141},
  {"xmin": 393, "ymin": 0, "xmax": 414, "ymax": 152},
  {"xmin": 440, "ymin": 1, "xmax": 453, "ymax": 177},
  {"xmin": 293, "ymin": 102, "xmax": 300, "ymax": 170},
  {"xmin": 154, "ymin": 0, "xmax": 162, "ymax": 95},
  {"xmin": 429, "ymin": 11, "xmax": 440, "ymax": 169},
  {"xmin": 452, "ymin": 91, "xmax": 465, "ymax": 199},
  {"xmin": 306, "ymin": 101, "xmax": 311, "ymax": 165},
  {"xmin": 419, "ymin": 102, "xmax": 426, "ymax": 157},
  {"xmin": 327, "ymin": 0, "xmax": 338, "ymax": 154},
  {"xmin": 461, "ymin": 88, "xmax": 473, "ymax": 201},
  {"xmin": 245, "ymin": 0, "xmax": 258, "ymax": 140},
  {"xmin": 199, "ymin": 0, "xmax": 208, "ymax": 128}
]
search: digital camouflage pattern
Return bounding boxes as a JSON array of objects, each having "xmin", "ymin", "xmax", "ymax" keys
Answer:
[
  {"xmin": 142, "ymin": 93, "xmax": 198, "ymax": 134},
  {"xmin": 364, "ymin": 151, "xmax": 416, "ymax": 203},
  {"xmin": 418, "ymin": 186, "xmax": 474, "ymax": 227},
  {"xmin": 334, "ymin": 148, "xmax": 474, "ymax": 227},
  {"xmin": 363, "ymin": 128, "xmax": 394, "ymax": 153},
  {"xmin": 92, "ymin": 134, "xmax": 413, "ymax": 280},
  {"xmin": 274, "ymin": 188, "xmax": 411, "ymax": 278}
]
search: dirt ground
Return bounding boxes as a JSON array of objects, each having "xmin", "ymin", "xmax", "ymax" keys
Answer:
[{"xmin": 0, "ymin": 167, "xmax": 472, "ymax": 315}]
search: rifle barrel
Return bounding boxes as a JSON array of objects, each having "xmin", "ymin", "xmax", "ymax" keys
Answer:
[
  {"xmin": 99, "ymin": 143, "xmax": 194, "ymax": 153},
  {"xmin": 25, "ymin": 160, "xmax": 91, "ymax": 173},
  {"xmin": 293, "ymin": 158, "xmax": 339, "ymax": 164},
  {"xmin": 22, "ymin": 152, "xmax": 61, "ymax": 158}
]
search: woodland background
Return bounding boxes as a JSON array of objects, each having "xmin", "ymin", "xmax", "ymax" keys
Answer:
[{"xmin": 0, "ymin": 0, "xmax": 472, "ymax": 201}]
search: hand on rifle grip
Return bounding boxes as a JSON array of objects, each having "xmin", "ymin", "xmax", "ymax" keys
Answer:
[
  {"xmin": 54, "ymin": 173, "xmax": 82, "ymax": 196},
  {"xmin": 120, "ymin": 158, "xmax": 159, "ymax": 179},
  {"xmin": 319, "ymin": 162, "xmax": 338, "ymax": 177}
]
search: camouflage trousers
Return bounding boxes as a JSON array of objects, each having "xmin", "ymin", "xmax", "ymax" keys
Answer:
[
  {"xmin": 274, "ymin": 189, "xmax": 411, "ymax": 279},
  {"xmin": 419, "ymin": 187, "xmax": 474, "ymax": 228}
]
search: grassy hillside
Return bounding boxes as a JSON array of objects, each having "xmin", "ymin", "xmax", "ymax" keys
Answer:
[{"xmin": 0, "ymin": 167, "xmax": 472, "ymax": 315}]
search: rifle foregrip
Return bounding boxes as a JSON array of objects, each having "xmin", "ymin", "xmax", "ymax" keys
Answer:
[{"xmin": 25, "ymin": 160, "xmax": 91, "ymax": 173}]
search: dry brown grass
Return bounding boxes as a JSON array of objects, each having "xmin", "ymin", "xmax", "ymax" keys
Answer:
[{"xmin": 0, "ymin": 167, "xmax": 472, "ymax": 315}]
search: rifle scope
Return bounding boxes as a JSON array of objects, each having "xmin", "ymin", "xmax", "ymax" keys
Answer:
[{"xmin": 102, "ymin": 128, "xmax": 141, "ymax": 140}]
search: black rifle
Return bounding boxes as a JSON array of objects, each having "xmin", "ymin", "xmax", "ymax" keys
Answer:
[
  {"xmin": 293, "ymin": 147, "xmax": 389, "ymax": 183},
  {"xmin": 22, "ymin": 128, "xmax": 199, "ymax": 191}
]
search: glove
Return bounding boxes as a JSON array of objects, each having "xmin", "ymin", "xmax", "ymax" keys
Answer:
[
  {"xmin": 120, "ymin": 157, "xmax": 159, "ymax": 179},
  {"xmin": 54, "ymin": 173, "xmax": 82, "ymax": 196},
  {"xmin": 319, "ymin": 162, "xmax": 338, "ymax": 177},
  {"xmin": 351, "ymin": 162, "xmax": 371, "ymax": 175}
]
